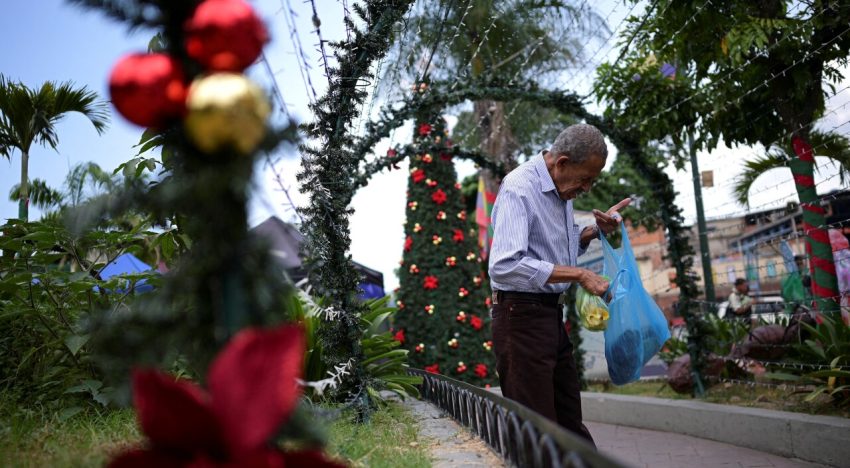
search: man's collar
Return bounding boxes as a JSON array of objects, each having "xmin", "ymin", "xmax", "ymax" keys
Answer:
[{"xmin": 534, "ymin": 152, "xmax": 556, "ymax": 193}]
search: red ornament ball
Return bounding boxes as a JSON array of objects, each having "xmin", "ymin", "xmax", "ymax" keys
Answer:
[
  {"xmin": 185, "ymin": 0, "xmax": 269, "ymax": 72},
  {"xmin": 109, "ymin": 53, "xmax": 187, "ymax": 128}
]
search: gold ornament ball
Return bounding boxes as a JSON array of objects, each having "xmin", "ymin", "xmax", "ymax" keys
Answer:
[{"xmin": 184, "ymin": 73, "xmax": 271, "ymax": 155}]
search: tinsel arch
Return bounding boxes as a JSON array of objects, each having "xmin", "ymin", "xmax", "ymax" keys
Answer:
[{"xmin": 346, "ymin": 78, "xmax": 709, "ymax": 386}]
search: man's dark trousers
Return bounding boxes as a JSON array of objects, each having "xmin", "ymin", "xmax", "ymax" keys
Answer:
[{"xmin": 491, "ymin": 295, "xmax": 595, "ymax": 446}]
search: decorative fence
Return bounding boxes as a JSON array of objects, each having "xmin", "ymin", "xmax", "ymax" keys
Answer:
[{"xmin": 410, "ymin": 369, "xmax": 624, "ymax": 468}]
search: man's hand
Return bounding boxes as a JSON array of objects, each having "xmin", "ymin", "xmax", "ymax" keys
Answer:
[
  {"xmin": 593, "ymin": 198, "xmax": 632, "ymax": 234},
  {"xmin": 579, "ymin": 270, "xmax": 609, "ymax": 297}
]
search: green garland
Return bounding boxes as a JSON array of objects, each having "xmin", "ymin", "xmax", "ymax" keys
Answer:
[
  {"xmin": 297, "ymin": 0, "xmax": 415, "ymax": 417},
  {"xmin": 353, "ymin": 144, "xmax": 505, "ymax": 191},
  {"xmin": 349, "ymin": 79, "xmax": 705, "ymax": 388},
  {"xmin": 66, "ymin": 0, "xmax": 299, "ymax": 391}
]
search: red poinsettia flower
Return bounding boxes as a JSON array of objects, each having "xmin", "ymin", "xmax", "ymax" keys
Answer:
[
  {"xmin": 470, "ymin": 315, "xmax": 483, "ymax": 331},
  {"xmin": 404, "ymin": 236, "xmax": 413, "ymax": 252},
  {"xmin": 393, "ymin": 329, "xmax": 405, "ymax": 344},
  {"xmin": 452, "ymin": 229, "xmax": 464, "ymax": 243},
  {"xmin": 411, "ymin": 169, "xmax": 426, "ymax": 183},
  {"xmin": 423, "ymin": 275, "xmax": 439, "ymax": 290},
  {"xmin": 474, "ymin": 364, "xmax": 488, "ymax": 378},
  {"xmin": 425, "ymin": 364, "xmax": 440, "ymax": 374},
  {"xmin": 418, "ymin": 123, "xmax": 432, "ymax": 136},
  {"xmin": 431, "ymin": 189, "xmax": 447, "ymax": 205},
  {"xmin": 109, "ymin": 326, "xmax": 344, "ymax": 468}
]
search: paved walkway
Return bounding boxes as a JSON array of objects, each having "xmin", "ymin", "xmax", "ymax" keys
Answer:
[
  {"xmin": 588, "ymin": 422, "xmax": 829, "ymax": 468},
  {"xmin": 400, "ymin": 392, "xmax": 831, "ymax": 467},
  {"xmin": 402, "ymin": 397, "xmax": 505, "ymax": 467}
]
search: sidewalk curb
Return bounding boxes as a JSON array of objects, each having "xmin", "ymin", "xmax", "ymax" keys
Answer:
[{"xmin": 581, "ymin": 392, "xmax": 850, "ymax": 467}]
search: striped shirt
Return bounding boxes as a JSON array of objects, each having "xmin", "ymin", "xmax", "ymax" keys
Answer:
[{"xmin": 488, "ymin": 153, "xmax": 589, "ymax": 293}]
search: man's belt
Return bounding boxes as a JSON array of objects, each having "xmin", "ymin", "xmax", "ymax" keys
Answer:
[{"xmin": 491, "ymin": 290, "xmax": 564, "ymax": 306}]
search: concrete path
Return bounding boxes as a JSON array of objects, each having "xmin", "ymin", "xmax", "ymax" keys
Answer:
[
  {"xmin": 588, "ymin": 422, "xmax": 830, "ymax": 468},
  {"xmin": 401, "ymin": 397, "xmax": 505, "ymax": 468}
]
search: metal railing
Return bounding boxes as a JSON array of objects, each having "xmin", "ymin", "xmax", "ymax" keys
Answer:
[{"xmin": 410, "ymin": 369, "xmax": 625, "ymax": 468}]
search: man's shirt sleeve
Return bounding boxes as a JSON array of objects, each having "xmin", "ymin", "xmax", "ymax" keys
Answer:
[{"xmin": 488, "ymin": 187, "xmax": 554, "ymax": 290}]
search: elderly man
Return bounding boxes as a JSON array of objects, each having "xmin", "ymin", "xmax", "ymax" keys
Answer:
[{"xmin": 488, "ymin": 124, "xmax": 629, "ymax": 445}]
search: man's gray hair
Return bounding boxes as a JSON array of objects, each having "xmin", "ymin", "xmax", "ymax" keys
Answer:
[{"xmin": 549, "ymin": 124, "xmax": 608, "ymax": 164}]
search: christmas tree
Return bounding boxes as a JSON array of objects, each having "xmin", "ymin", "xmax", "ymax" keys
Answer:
[{"xmin": 393, "ymin": 109, "xmax": 497, "ymax": 386}]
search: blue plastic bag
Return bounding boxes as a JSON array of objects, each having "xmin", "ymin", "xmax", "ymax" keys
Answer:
[{"xmin": 600, "ymin": 223, "xmax": 671, "ymax": 385}]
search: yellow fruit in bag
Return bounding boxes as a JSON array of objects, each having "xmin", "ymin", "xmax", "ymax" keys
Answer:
[{"xmin": 576, "ymin": 282, "xmax": 610, "ymax": 331}]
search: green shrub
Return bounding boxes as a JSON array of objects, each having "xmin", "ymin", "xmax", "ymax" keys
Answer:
[{"xmin": 285, "ymin": 289, "xmax": 421, "ymax": 403}]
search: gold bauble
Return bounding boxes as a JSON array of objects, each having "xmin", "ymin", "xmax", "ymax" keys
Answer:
[{"xmin": 184, "ymin": 73, "xmax": 271, "ymax": 155}]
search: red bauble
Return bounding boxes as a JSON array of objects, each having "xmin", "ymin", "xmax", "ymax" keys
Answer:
[
  {"xmin": 387, "ymin": 148, "xmax": 397, "ymax": 158},
  {"xmin": 185, "ymin": 0, "xmax": 269, "ymax": 72},
  {"xmin": 470, "ymin": 315, "xmax": 483, "ymax": 330},
  {"xmin": 474, "ymin": 364, "xmax": 488, "ymax": 378},
  {"xmin": 109, "ymin": 53, "xmax": 187, "ymax": 128}
]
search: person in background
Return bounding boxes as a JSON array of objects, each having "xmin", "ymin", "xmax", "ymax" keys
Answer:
[{"xmin": 728, "ymin": 278, "xmax": 755, "ymax": 327}]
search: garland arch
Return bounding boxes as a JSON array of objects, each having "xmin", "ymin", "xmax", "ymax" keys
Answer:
[{"xmin": 343, "ymin": 79, "xmax": 710, "ymax": 386}]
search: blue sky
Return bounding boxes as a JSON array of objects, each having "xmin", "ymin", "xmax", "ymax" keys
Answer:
[{"xmin": 2, "ymin": 1, "xmax": 849, "ymax": 291}]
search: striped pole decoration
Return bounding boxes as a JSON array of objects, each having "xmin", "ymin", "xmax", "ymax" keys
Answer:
[{"xmin": 790, "ymin": 136, "xmax": 838, "ymax": 313}]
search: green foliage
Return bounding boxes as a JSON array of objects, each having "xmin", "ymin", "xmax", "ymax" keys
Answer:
[
  {"xmin": 285, "ymin": 291, "xmax": 421, "ymax": 402},
  {"xmin": 0, "ymin": 219, "xmax": 159, "ymax": 408},
  {"xmin": 326, "ymin": 402, "xmax": 431, "ymax": 468},
  {"xmin": 393, "ymin": 115, "xmax": 497, "ymax": 385},
  {"xmin": 298, "ymin": 0, "xmax": 416, "ymax": 414},
  {"xmin": 702, "ymin": 313, "xmax": 749, "ymax": 356},
  {"xmin": 658, "ymin": 336, "xmax": 688, "ymax": 365},
  {"xmin": 451, "ymin": 101, "xmax": 580, "ymax": 161},
  {"xmin": 384, "ymin": 0, "xmax": 607, "ymax": 85},
  {"xmin": 0, "ymin": 398, "xmax": 139, "ymax": 468},
  {"xmin": 732, "ymin": 130, "xmax": 850, "ymax": 206},
  {"xmin": 0, "ymin": 74, "xmax": 109, "ymax": 157},
  {"xmin": 0, "ymin": 73, "xmax": 110, "ymax": 219},
  {"xmin": 766, "ymin": 314, "xmax": 850, "ymax": 406}
]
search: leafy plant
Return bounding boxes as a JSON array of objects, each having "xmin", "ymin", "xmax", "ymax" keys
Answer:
[
  {"xmin": 286, "ymin": 288, "xmax": 420, "ymax": 403},
  {"xmin": 0, "ymin": 219, "xmax": 159, "ymax": 408},
  {"xmin": 658, "ymin": 337, "xmax": 688, "ymax": 365},
  {"xmin": 766, "ymin": 314, "xmax": 850, "ymax": 406}
]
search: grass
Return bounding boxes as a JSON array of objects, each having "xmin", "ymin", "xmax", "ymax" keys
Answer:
[
  {"xmin": 326, "ymin": 401, "xmax": 431, "ymax": 468},
  {"xmin": 0, "ymin": 394, "xmax": 432, "ymax": 468},
  {"xmin": 586, "ymin": 380, "xmax": 850, "ymax": 418},
  {"xmin": 0, "ymin": 403, "xmax": 140, "ymax": 468}
]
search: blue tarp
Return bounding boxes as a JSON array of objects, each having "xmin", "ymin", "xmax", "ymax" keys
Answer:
[
  {"xmin": 97, "ymin": 253, "xmax": 155, "ymax": 293},
  {"xmin": 359, "ymin": 282, "xmax": 385, "ymax": 300}
]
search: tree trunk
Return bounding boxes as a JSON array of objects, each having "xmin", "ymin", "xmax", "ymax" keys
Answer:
[
  {"xmin": 18, "ymin": 150, "xmax": 29, "ymax": 220},
  {"xmin": 475, "ymin": 100, "xmax": 518, "ymax": 195},
  {"xmin": 789, "ymin": 135, "xmax": 839, "ymax": 314}
]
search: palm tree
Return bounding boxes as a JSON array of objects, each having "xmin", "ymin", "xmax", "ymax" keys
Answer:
[
  {"xmin": 9, "ymin": 161, "xmax": 119, "ymax": 215},
  {"xmin": 732, "ymin": 130, "xmax": 850, "ymax": 207},
  {"xmin": 383, "ymin": 0, "xmax": 607, "ymax": 190},
  {"xmin": 0, "ymin": 75, "xmax": 110, "ymax": 220}
]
